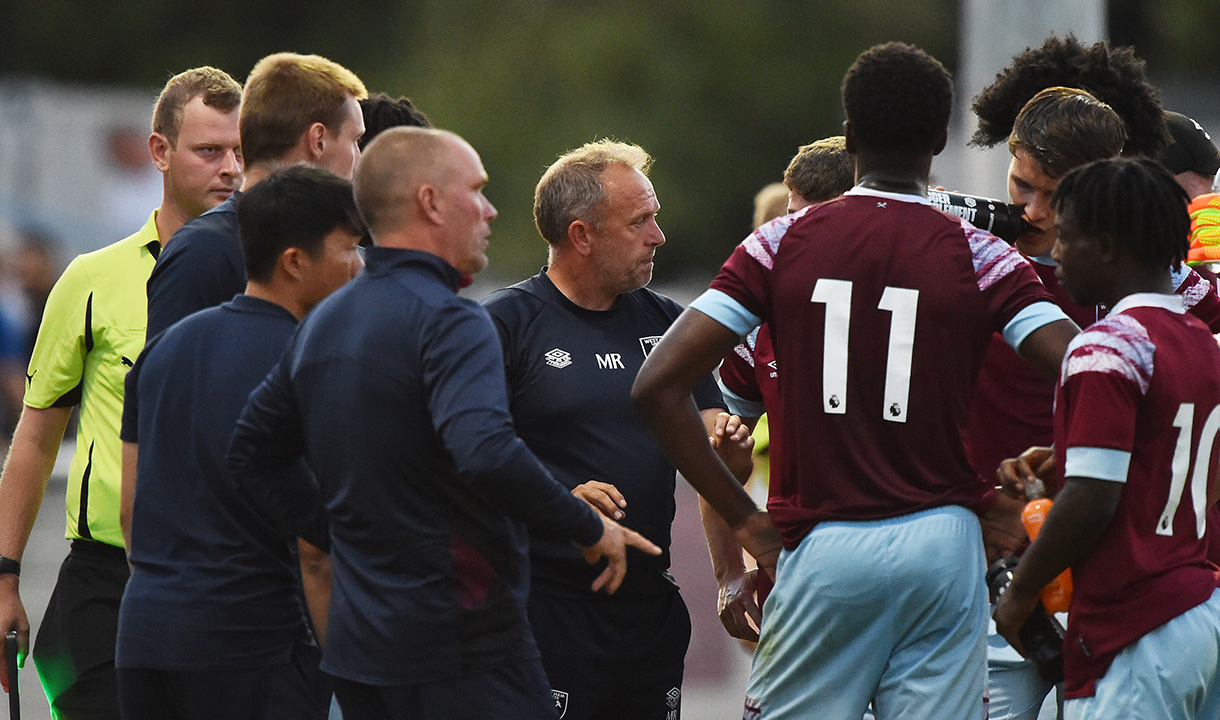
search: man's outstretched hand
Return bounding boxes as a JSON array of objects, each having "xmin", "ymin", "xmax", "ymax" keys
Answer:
[{"xmin": 581, "ymin": 514, "xmax": 662, "ymax": 594}]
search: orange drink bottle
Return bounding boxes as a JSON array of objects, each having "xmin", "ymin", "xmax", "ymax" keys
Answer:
[{"xmin": 1021, "ymin": 478, "xmax": 1073, "ymax": 613}]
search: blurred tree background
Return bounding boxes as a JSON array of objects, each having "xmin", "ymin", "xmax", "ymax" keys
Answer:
[{"xmin": 0, "ymin": 0, "xmax": 1215, "ymax": 280}]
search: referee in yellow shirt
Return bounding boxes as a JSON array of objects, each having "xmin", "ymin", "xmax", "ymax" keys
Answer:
[{"xmin": 0, "ymin": 67, "xmax": 242, "ymax": 719}]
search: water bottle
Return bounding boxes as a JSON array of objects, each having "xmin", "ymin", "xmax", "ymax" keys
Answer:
[{"xmin": 927, "ymin": 189, "xmax": 1031, "ymax": 244}]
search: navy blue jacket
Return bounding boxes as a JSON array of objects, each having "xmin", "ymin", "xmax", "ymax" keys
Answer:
[
  {"xmin": 146, "ymin": 192, "xmax": 245, "ymax": 340},
  {"xmin": 118, "ymin": 295, "xmax": 321, "ymax": 670},
  {"xmin": 227, "ymin": 248, "xmax": 604, "ymax": 686}
]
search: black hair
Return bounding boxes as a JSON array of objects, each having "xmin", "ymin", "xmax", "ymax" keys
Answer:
[
  {"xmin": 1052, "ymin": 157, "xmax": 1189, "ymax": 269},
  {"xmin": 972, "ymin": 34, "xmax": 1167, "ymax": 157},
  {"xmin": 237, "ymin": 165, "xmax": 365, "ymax": 282},
  {"xmin": 359, "ymin": 93, "xmax": 432, "ymax": 150},
  {"xmin": 842, "ymin": 43, "xmax": 953, "ymax": 155}
]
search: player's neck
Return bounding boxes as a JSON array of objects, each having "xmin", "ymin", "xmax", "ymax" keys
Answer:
[
  {"xmin": 546, "ymin": 262, "xmax": 618, "ymax": 311},
  {"xmin": 243, "ymin": 281, "xmax": 307, "ymax": 320},
  {"xmin": 155, "ymin": 195, "xmax": 197, "ymax": 246},
  {"xmin": 854, "ymin": 151, "xmax": 932, "ymax": 197},
  {"xmin": 241, "ymin": 163, "xmax": 281, "ymax": 191},
  {"xmin": 1102, "ymin": 269, "xmax": 1176, "ymax": 309},
  {"xmin": 856, "ymin": 172, "xmax": 928, "ymax": 197}
]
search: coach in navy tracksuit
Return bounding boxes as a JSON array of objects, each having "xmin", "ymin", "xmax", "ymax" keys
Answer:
[
  {"xmin": 483, "ymin": 140, "xmax": 727, "ymax": 720},
  {"xmin": 227, "ymin": 127, "xmax": 660, "ymax": 720},
  {"xmin": 117, "ymin": 166, "xmax": 365, "ymax": 719}
]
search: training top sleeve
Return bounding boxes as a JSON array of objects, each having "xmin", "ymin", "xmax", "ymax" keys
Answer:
[
  {"xmin": 225, "ymin": 344, "xmax": 328, "ymax": 549},
  {"xmin": 420, "ymin": 299, "xmax": 603, "ymax": 547}
]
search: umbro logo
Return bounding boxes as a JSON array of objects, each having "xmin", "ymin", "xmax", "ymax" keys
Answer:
[
  {"xmin": 666, "ymin": 687, "xmax": 681, "ymax": 709},
  {"xmin": 544, "ymin": 348, "xmax": 572, "ymax": 369}
]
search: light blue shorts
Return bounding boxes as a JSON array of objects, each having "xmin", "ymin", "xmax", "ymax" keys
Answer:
[
  {"xmin": 744, "ymin": 505, "xmax": 988, "ymax": 720},
  {"xmin": 1064, "ymin": 588, "xmax": 1220, "ymax": 720}
]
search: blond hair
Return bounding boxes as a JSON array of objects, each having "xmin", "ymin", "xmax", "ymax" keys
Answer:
[
  {"xmin": 752, "ymin": 183, "xmax": 789, "ymax": 229},
  {"xmin": 784, "ymin": 136, "xmax": 854, "ymax": 204},
  {"xmin": 240, "ymin": 52, "xmax": 368, "ymax": 167},
  {"xmin": 534, "ymin": 139, "xmax": 652, "ymax": 245}
]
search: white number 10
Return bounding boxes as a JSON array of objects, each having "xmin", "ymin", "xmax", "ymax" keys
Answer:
[
  {"xmin": 810, "ymin": 279, "xmax": 919, "ymax": 423},
  {"xmin": 1159, "ymin": 402, "xmax": 1220, "ymax": 538}
]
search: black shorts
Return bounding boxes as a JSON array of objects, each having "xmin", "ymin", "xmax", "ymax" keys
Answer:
[
  {"xmin": 330, "ymin": 656, "xmax": 555, "ymax": 720},
  {"xmin": 116, "ymin": 643, "xmax": 330, "ymax": 720},
  {"xmin": 528, "ymin": 590, "xmax": 691, "ymax": 720},
  {"xmin": 33, "ymin": 539, "xmax": 129, "ymax": 720}
]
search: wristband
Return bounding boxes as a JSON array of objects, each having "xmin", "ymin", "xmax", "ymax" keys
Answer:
[{"xmin": 0, "ymin": 556, "xmax": 19, "ymax": 577}]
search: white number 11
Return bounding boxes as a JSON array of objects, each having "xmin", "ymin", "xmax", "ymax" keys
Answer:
[{"xmin": 810, "ymin": 279, "xmax": 919, "ymax": 423}]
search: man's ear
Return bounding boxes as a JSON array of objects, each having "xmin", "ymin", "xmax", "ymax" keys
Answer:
[
  {"xmin": 843, "ymin": 121, "xmax": 855, "ymax": 155},
  {"xmin": 305, "ymin": 122, "xmax": 327, "ymax": 161},
  {"xmin": 418, "ymin": 185, "xmax": 443, "ymax": 225},
  {"xmin": 932, "ymin": 128, "xmax": 948, "ymax": 156},
  {"xmin": 279, "ymin": 246, "xmax": 307, "ymax": 282},
  {"xmin": 149, "ymin": 133, "xmax": 171, "ymax": 172},
  {"xmin": 567, "ymin": 220, "xmax": 594, "ymax": 257}
]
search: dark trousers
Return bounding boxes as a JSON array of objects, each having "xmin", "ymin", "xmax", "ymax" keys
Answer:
[
  {"xmin": 117, "ymin": 643, "xmax": 330, "ymax": 720},
  {"xmin": 529, "ymin": 591, "xmax": 691, "ymax": 720},
  {"xmin": 33, "ymin": 540, "xmax": 129, "ymax": 720},
  {"xmin": 330, "ymin": 657, "xmax": 556, "ymax": 720}
]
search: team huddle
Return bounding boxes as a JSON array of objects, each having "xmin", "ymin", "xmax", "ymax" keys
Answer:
[{"xmin": 0, "ymin": 33, "xmax": 1219, "ymax": 720}]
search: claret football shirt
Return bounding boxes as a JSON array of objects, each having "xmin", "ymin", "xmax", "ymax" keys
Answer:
[
  {"xmin": 1053, "ymin": 293, "xmax": 1220, "ymax": 698},
  {"xmin": 691, "ymin": 186, "xmax": 1065, "ymax": 548}
]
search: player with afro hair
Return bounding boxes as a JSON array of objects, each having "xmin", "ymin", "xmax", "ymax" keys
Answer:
[
  {"xmin": 971, "ymin": 34, "xmax": 1168, "ymax": 158},
  {"xmin": 358, "ymin": 93, "xmax": 431, "ymax": 150}
]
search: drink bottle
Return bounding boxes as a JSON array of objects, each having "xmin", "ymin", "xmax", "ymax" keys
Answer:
[
  {"xmin": 927, "ymin": 190, "xmax": 1030, "ymax": 244},
  {"xmin": 1021, "ymin": 478, "xmax": 1073, "ymax": 613}
]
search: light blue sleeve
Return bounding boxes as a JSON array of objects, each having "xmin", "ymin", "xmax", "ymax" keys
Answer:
[
  {"xmin": 717, "ymin": 378, "xmax": 766, "ymax": 419},
  {"xmin": 1003, "ymin": 301, "xmax": 1071, "ymax": 352},
  {"xmin": 1063, "ymin": 446, "xmax": 1131, "ymax": 483},
  {"xmin": 689, "ymin": 289, "xmax": 761, "ymax": 339}
]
